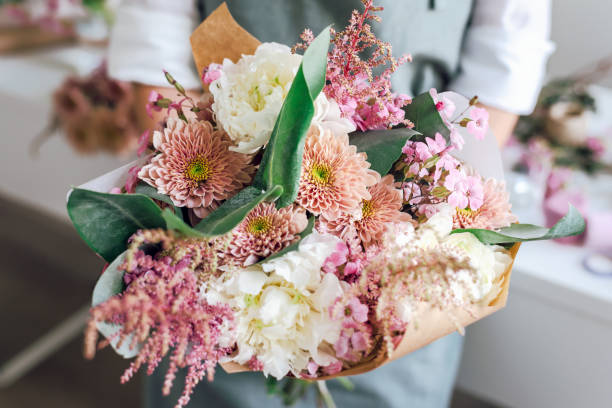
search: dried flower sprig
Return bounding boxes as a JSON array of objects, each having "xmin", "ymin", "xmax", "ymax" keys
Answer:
[
  {"xmin": 294, "ymin": 0, "xmax": 412, "ymax": 130},
  {"xmin": 85, "ymin": 229, "xmax": 234, "ymax": 408}
]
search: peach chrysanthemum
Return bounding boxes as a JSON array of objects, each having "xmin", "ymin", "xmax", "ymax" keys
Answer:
[
  {"xmin": 139, "ymin": 118, "xmax": 254, "ymax": 217},
  {"xmin": 297, "ymin": 128, "xmax": 379, "ymax": 220},
  {"xmin": 320, "ymin": 175, "xmax": 412, "ymax": 247},
  {"xmin": 225, "ymin": 202, "xmax": 308, "ymax": 266},
  {"xmin": 453, "ymin": 178, "xmax": 517, "ymax": 230}
]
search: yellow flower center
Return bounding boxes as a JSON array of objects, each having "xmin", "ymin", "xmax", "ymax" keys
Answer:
[
  {"xmin": 310, "ymin": 163, "xmax": 333, "ymax": 186},
  {"xmin": 185, "ymin": 157, "xmax": 211, "ymax": 182},
  {"xmin": 247, "ymin": 216, "xmax": 272, "ymax": 235},
  {"xmin": 361, "ymin": 199, "xmax": 375, "ymax": 219}
]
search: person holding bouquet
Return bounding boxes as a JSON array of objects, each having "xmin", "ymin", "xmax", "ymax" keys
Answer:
[{"xmin": 105, "ymin": 1, "xmax": 553, "ymax": 407}]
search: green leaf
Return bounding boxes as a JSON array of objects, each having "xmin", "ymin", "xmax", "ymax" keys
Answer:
[
  {"xmin": 452, "ymin": 205, "xmax": 586, "ymax": 244},
  {"xmin": 91, "ymin": 251, "xmax": 140, "ymax": 358},
  {"xmin": 404, "ymin": 91, "xmax": 450, "ymax": 141},
  {"xmin": 134, "ymin": 182, "xmax": 174, "ymax": 206},
  {"xmin": 67, "ymin": 188, "xmax": 166, "ymax": 262},
  {"xmin": 161, "ymin": 208, "xmax": 206, "ymax": 238},
  {"xmin": 257, "ymin": 216, "xmax": 315, "ymax": 264},
  {"xmin": 194, "ymin": 185, "xmax": 283, "ymax": 236},
  {"xmin": 349, "ymin": 128, "xmax": 420, "ymax": 175},
  {"xmin": 134, "ymin": 182, "xmax": 183, "ymax": 217},
  {"xmin": 253, "ymin": 27, "xmax": 330, "ymax": 207},
  {"xmin": 92, "ymin": 251, "xmax": 126, "ymax": 307}
]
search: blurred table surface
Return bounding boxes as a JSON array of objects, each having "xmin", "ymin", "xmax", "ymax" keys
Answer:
[{"xmin": 1, "ymin": 43, "xmax": 612, "ymax": 407}]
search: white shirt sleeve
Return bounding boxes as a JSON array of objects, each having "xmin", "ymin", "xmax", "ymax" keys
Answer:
[
  {"xmin": 449, "ymin": 0, "xmax": 555, "ymax": 114},
  {"xmin": 107, "ymin": 0, "xmax": 201, "ymax": 90}
]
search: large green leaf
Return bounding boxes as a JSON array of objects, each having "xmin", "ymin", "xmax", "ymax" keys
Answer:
[
  {"xmin": 452, "ymin": 205, "xmax": 586, "ymax": 244},
  {"xmin": 257, "ymin": 216, "xmax": 315, "ymax": 264},
  {"xmin": 194, "ymin": 185, "xmax": 283, "ymax": 236},
  {"xmin": 349, "ymin": 128, "xmax": 420, "ymax": 175},
  {"xmin": 67, "ymin": 188, "xmax": 166, "ymax": 262},
  {"xmin": 91, "ymin": 251, "xmax": 140, "ymax": 358},
  {"xmin": 404, "ymin": 91, "xmax": 450, "ymax": 141},
  {"xmin": 253, "ymin": 27, "xmax": 330, "ymax": 207}
]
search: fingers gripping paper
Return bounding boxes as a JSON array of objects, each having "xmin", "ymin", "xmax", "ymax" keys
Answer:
[{"xmin": 190, "ymin": 2, "xmax": 261, "ymax": 80}]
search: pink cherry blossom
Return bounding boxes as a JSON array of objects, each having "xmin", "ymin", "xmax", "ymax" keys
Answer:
[
  {"xmin": 466, "ymin": 107, "xmax": 489, "ymax": 140},
  {"xmin": 430, "ymin": 88, "xmax": 456, "ymax": 119}
]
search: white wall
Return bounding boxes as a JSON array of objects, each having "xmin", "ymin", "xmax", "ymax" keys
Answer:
[{"xmin": 548, "ymin": 0, "xmax": 612, "ymax": 87}]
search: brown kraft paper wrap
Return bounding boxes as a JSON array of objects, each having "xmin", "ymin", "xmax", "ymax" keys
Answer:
[
  {"xmin": 190, "ymin": 3, "xmax": 520, "ymax": 380},
  {"xmin": 190, "ymin": 2, "xmax": 260, "ymax": 80}
]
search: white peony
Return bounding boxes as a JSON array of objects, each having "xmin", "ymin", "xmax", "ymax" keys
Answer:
[
  {"xmin": 393, "ymin": 204, "xmax": 512, "ymax": 303},
  {"xmin": 204, "ymin": 231, "xmax": 344, "ymax": 379},
  {"xmin": 209, "ymin": 42, "xmax": 354, "ymax": 154}
]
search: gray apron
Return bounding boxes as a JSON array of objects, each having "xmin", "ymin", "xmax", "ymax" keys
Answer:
[{"xmin": 146, "ymin": 1, "xmax": 473, "ymax": 407}]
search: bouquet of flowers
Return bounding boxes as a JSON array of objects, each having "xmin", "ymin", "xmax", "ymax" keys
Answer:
[
  {"xmin": 32, "ymin": 62, "xmax": 140, "ymax": 156},
  {"xmin": 67, "ymin": 3, "xmax": 585, "ymax": 407}
]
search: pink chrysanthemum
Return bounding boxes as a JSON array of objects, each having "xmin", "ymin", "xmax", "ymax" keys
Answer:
[
  {"xmin": 297, "ymin": 128, "xmax": 380, "ymax": 220},
  {"xmin": 139, "ymin": 118, "xmax": 254, "ymax": 217},
  {"xmin": 225, "ymin": 202, "xmax": 308, "ymax": 266},
  {"xmin": 453, "ymin": 178, "xmax": 517, "ymax": 230},
  {"xmin": 321, "ymin": 175, "xmax": 412, "ymax": 247}
]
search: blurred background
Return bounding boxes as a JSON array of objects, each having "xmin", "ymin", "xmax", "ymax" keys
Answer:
[{"xmin": 0, "ymin": 0, "xmax": 611, "ymax": 407}]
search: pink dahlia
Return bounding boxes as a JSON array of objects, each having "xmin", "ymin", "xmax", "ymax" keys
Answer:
[
  {"xmin": 453, "ymin": 178, "xmax": 517, "ymax": 230},
  {"xmin": 321, "ymin": 175, "xmax": 412, "ymax": 247},
  {"xmin": 225, "ymin": 202, "xmax": 308, "ymax": 266},
  {"xmin": 139, "ymin": 118, "xmax": 254, "ymax": 217},
  {"xmin": 297, "ymin": 128, "xmax": 379, "ymax": 220}
]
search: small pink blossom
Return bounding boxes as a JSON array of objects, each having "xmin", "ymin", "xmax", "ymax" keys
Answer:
[
  {"xmin": 430, "ymin": 88, "xmax": 456, "ymax": 119},
  {"xmin": 146, "ymin": 91, "xmax": 163, "ymax": 118},
  {"xmin": 586, "ymin": 136, "xmax": 605, "ymax": 157},
  {"xmin": 344, "ymin": 297, "xmax": 369, "ymax": 323},
  {"xmin": 323, "ymin": 241, "xmax": 349, "ymax": 274},
  {"xmin": 109, "ymin": 187, "xmax": 122, "ymax": 194},
  {"xmin": 202, "ymin": 63, "xmax": 222, "ymax": 85},
  {"xmin": 466, "ymin": 107, "xmax": 489, "ymax": 140}
]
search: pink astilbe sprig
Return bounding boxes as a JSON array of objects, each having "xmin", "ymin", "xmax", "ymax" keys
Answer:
[
  {"xmin": 350, "ymin": 229, "xmax": 476, "ymax": 354},
  {"xmin": 295, "ymin": 0, "xmax": 412, "ymax": 130},
  {"xmin": 85, "ymin": 230, "xmax": 234, "ymax": 408}
]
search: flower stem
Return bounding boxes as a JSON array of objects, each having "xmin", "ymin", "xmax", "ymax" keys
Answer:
[{"xmin": 316, "ymin": 381, "xmax": 337, "ymax": 408}]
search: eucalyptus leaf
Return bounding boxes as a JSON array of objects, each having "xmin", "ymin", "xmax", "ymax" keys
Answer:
[
  {"xmin": 91, "ymin": 251, "xmax": 140, "ymax": 358},
  {"xmin": 195, "ymin": 185, "xmax": 283, "ymax": 236},
  {"xmin": 257, "ymin": 216, "xmax": 315, "ymax": 264},
  {"xmin": 452, "ymin": 205, "xmax": 586, "ymax": 244},
  {"xmin": 253, "ymin": 27, "xmax": 330, "ymax": 207},
  {"xmin": 161, "ymin": 208, "xmax": 206, "ymax": 238},
  {"xmin": 67, "ymin": 188, "xmax": 166, "ymax": 262},
  {"xmin": 404, "ymin": 91, "xmax": 450, "ymax": 141},
  {"xmin": 349, "ymin": 128, "xmax": 420, "ymax": 175}
]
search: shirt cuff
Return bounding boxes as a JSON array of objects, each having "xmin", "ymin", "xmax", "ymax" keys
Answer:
[
  {"xmin": 449, "ymin": 26, "xmax": 555, "ymax": 115},
  {"xmin": 107, "ymin": 3, "xmax": 201, "ymax": 90}
]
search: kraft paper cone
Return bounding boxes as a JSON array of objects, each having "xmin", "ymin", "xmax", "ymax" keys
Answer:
[
  {"xmin": 190, "ymin": 2, "xmax": 261, "ymax": 80},
  {"xmin": 222, "ymin": 243, "xmax": 520, "ymax": 379}
]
